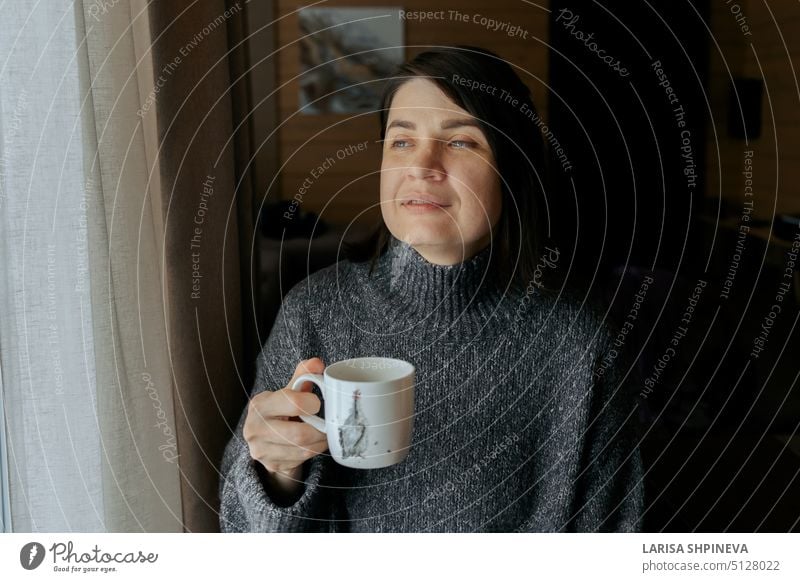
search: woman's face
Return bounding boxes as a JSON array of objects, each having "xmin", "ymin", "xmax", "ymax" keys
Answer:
[{"xmin": 379, "ymin": 78, "xmax": 503, "ymax": 265}]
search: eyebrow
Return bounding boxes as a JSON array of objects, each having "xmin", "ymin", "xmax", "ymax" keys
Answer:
[{"xmin": 386, "ymin": 118, "xmax": 482, "ymax": 131}]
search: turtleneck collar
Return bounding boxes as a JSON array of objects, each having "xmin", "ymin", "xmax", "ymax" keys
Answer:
[{"xmin": 356, "ymin": 234, "xmax": 511, "ymax": 332}]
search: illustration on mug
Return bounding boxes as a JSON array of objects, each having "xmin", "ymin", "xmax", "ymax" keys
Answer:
[{"xmin": 339, "ymin": 389, "xmax": 368, "ymax": 458}]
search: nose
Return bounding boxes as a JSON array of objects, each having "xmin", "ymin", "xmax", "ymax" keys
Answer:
[{"xmin": 406, "ymin": 137, "xmax": 445, "ymax": 181}]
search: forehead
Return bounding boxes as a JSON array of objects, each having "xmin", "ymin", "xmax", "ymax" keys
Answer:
[{"xmin": 388, "ymin": 78, "xmax": 471, "ymax": 118}]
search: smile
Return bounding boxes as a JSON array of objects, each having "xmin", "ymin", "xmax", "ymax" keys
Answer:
[
  {"xmin": 404, "ymin": 200, "xmax": 446, "ymax": 206},
  {"xmin": 400, "ymin": 196, "xmax": 451, "ymax": 207},
  {"xmin": 401, "ymin": 200, "xmax": 450, "ymax": 211}
]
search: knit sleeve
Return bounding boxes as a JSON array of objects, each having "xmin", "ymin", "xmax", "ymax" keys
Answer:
[
  {"xmin": 219, "ymin": 283, "xmax": 335, "ymax": 532},
  {"xmin": 568, "ymin": 328, "xmax": 646, "ymax": 532}
]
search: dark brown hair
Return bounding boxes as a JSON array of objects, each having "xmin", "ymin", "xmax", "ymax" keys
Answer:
[{"xmin": 344, "ymin": 45, "xmax": 555, "ymax": 295}]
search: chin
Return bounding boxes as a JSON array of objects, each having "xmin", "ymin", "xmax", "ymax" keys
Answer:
[{"xmin": 393, "ymin": 225, "xmax": 456, "ymax": 248}]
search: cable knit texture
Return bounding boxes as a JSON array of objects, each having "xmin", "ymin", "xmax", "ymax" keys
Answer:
[{"xmin": 219, "ymin": 234, "xmax": 645, "ymax": 532}]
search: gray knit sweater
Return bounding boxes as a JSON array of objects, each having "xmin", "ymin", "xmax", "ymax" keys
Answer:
[{"xmin": 219, "ymin": 235, "xmax": 645, "ymax": 532}]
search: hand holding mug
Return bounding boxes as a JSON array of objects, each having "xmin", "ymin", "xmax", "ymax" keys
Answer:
[{"xmin": 243, "ymin": 358, "xmax": 329, "ymax": 497}]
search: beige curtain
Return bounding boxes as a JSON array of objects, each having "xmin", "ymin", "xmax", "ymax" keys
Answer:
[
  {"xmin": 0, "ymin": 0, "xmax": 247, "ymax": 531},
  {"xmin": 0, "ymin": 0, "xmax": 183, "ymax": 531}
]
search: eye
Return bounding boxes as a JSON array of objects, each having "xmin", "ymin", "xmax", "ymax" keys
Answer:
[
  {"xmin": 389, "ymin": 139, "xmax": 411, "ymax": 149},
  {"xmin": 450, "ymin": 140, "xmax": 476, "ymax": 149}
]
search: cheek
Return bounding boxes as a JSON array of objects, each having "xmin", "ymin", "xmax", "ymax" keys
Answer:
[
  {"xmin": 458, "ymin": 165, "xmax": 502, "ymax": 216},
  {"xmin": 379, "ymin": 159, "xmax": 400, "ymax": 200}
]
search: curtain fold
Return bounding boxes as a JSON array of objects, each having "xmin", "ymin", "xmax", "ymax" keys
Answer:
[
  {"xmin": 226, "ymin": 0, "xmax": 260, "ymax": 393},
  {"xmin": 145, "ymin": 0, "xmax": 244, "ymax": 532},
  {"xmin": 80, "ymin": 0, "xmax": 185, "ymax": 531}
]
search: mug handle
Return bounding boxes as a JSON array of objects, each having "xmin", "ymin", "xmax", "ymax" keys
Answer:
[{"xmin": 291, "ymin": 373, "xmax": 326, "ymax": 433}]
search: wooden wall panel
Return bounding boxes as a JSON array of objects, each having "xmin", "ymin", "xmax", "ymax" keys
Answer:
[
  {"xmin": 274, "ymin": 0, "xmax": 550, "ymax": 226},
  {"xmin": 705, "ymin": 0, "xmax": 800, "ymax": 219}
]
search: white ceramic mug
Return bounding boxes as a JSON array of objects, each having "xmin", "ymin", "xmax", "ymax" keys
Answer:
[{"xmin": 292, "ymin": 357, "xmax": 415, "ymax": 469}]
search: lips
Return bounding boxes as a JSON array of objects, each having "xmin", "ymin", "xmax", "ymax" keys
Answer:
[{"xmin": 399, "ymin": 194, "xmax": 450, "ymax": 207}]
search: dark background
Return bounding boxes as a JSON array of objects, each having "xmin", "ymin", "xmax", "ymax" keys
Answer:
[{"xmin": 240, "ymin": 0, "xmax": 800, "ymax": 532}]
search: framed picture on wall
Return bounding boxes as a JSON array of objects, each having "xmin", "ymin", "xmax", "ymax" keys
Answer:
[{"xmin": 298, "ymin": 7, "xmax": 404, "ymax": 114}]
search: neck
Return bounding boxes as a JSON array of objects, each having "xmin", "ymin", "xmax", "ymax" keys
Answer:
[
  {"xmin": 407, "ymin": 233, "xmax": 493, "ymax": 266},
  {"xmin": 358, "ymin": 233, "xmax": 510, "ymax": 331}
]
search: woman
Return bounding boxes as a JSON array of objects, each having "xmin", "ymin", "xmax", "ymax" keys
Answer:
[{"xmin": 219, "ymin": 46, "xmax": 645, "ymax": 532}]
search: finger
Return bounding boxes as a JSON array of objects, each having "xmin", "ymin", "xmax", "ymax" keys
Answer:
[
  {"xmin": 261, "ymin": 417, "xmax": 327, "ymax": 447},
  {"xmin": 248, "ymin": 388, "xmax": 321, "ymax": 419},
  {"xmin": 246, "ymin": 413, "xmax": 326, "ymax": 448},
  {"xmin": 289, "ymin": 357, "xmax": 325, "ymax": 392},
  {"xmin": 259, "ymin": 439, "xmax": 329, "ymax": 464}
]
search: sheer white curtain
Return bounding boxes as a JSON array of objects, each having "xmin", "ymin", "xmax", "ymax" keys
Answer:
[{"xmin": 0, "ymin": 1, "xmax": 182, "ymax": 531}]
